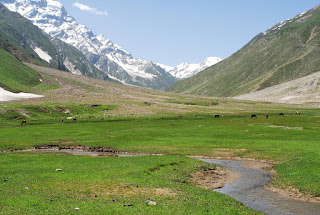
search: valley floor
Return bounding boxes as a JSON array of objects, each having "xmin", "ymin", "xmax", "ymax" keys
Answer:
[{"xmin": 0, "ymin": 64, "xmax": 319, "ymax": 214}]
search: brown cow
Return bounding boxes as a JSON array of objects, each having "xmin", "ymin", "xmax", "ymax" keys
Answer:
[
  {"xmin": 179, "ymin": 115, "xmax": 183, "ymax": 118},
  {"xmin": 72, "ymin": 117, "xmax": 77, "ymax": 122},
  {"xmin": 266, "ymin": 114, "xmax": 269, "ymax": 119},
  {"xmin": 61, "ymin": 118, "xmax": 64, "ymax": 123},
  {"xmin": 21, "ymin": 120, "xmax": 27, "ymax": 126},
  {"xmin": 296, "ymin": 112, "xmax": 300, "ymax": 115}
]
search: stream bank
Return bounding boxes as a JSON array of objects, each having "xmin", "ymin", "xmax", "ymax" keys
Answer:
[{"xmin": 202, "ymin": 159, "xmax": 320, "ymax": 215}]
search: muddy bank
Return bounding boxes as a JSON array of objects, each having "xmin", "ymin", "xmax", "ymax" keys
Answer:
[
  {"xmin": 202, "ymin": 159, "xmax": 320, "ymax": 215},
  {"xmin": 21, "ymin": 145, "xmax": 159, "ymax": 157}
]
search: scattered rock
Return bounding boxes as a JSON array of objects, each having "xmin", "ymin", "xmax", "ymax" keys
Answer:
[{"xmin": 146, "ymin": 200, "xmax": 157, "ymax": 206}]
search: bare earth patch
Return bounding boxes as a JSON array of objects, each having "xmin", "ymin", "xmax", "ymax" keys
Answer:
[
  {"xmin": 268, "ymin": 125, "xmax": 304, "ymax": 130},
  {"xmin": 190, "ymin": 166, "xmax": 240, "ymax": 190},
  {"xmin": 79, "ymin": 182, "xmax": 177, "ymax": 198},
  {"xmin": 265, "ymin": 185, "xmax": 320, "ymax": 203},
  {"xmin": 242, "ymin": 160, "xmax": 273, "ymax": 170}
]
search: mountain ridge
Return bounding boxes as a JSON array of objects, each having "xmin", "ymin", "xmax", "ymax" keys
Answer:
[
  {"xmin": 168, "ymin": 4, "xmax": 320, "ymax": 97},
  {"xmin": 0, "ymin": 0, "xmax": 221, "ymax": 90}
]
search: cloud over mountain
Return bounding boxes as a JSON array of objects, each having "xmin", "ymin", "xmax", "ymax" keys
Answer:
[{"xmin": 73, "ymin": 2, "xmax": 108, "ymax": 16}]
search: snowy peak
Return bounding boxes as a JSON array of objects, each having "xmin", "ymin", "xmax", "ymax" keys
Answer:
[
  {"xmin": 2, "ymin": 0, "xmax": 130, "ymax": 57},
  {"xmin": 1, "ymin": 0, "xmax": 177, "ymax": 90},
  {"xmin": 0, "ymin": 0, "xmax": 220, "ymax": 89},
  {"xmin": 159, "ymin": 57, "xmax": 222, "ymax": 80}
]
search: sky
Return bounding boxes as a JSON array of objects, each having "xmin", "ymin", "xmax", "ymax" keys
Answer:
[{"xmin": 58, "ymin": 0, "xmax": 319, "ymax": 66}]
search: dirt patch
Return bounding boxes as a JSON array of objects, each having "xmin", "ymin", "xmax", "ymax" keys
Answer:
[
  {"xmin": 265, "ymin": 185, "xmax": 320, "ymax": 203},
  {"xmin": 34, "ymin": 144, "xmax": 117, "ymax": 153},
  {"xmin": 211, "ymin": 148, "xmax": 248, "ymax": 158},
  {"xmin": 190, "ymin": 166, "xmax": 241, "ymax": 190},
  {"xmin": 265, "ymin": 168, "xmax": 320, "ymax": 203},
  {"xmin": 242, "ymin": 160, "xmax": 273, "ymax": 170},
  {"xmin": 16, "ymin": 109, "xmax": 30, "ymax": 118},
  {"xmin": 268, "ymin": 125, "xmax": 304, "ymax": 130},
  {"xmin": 78, "ymin": 182, "xmax": 177, "ymax": 198}
]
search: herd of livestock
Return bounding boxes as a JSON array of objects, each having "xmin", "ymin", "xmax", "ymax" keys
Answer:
[{"xmin": 20, "ymin": 111, "xmax": 301, "ymax": 126}]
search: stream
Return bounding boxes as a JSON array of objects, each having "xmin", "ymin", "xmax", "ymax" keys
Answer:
[{"xmin": 202, "ymin": 159, "xmax": 320, "ymax": 215}]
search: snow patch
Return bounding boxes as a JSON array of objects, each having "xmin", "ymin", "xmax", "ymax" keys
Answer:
[
  {"xmin": 34, "ymin": 47, "xmax": 52, "ymax": 63},
  {"xmin": 0, "ymin": 87, "xmax": 43, "ymax": 102}
]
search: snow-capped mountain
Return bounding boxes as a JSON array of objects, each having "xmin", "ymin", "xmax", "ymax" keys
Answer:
[
  {"xmin": 159, "ymin": 57, "xmax": 222, "ymax": 80},
  {"xmin": 1, "ymin": 0, "xmax": 176, "ymax": 90}
]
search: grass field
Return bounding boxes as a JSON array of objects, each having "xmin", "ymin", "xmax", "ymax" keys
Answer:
[
  {"xmin": 0, "ymin": 106, "xmax": 319, "ymax": 214},
  {"xmin": 0, "ymin": 153, "xmax": 261, "ymax": 214},
  {"xmin": 0, "ymin": 65, "xmax": 319, "ymax": 214}
]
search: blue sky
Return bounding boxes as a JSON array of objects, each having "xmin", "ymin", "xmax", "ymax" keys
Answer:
[{"xmin": 59, "ymin": 0, "xmax": 319, "ymax": 66}]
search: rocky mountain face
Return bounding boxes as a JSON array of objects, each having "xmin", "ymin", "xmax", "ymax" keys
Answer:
[
  {"xmin": 168, "ymin": 4, "xmax": 320, "ymax": 97},
  {"xmin": 0, "ymin": 2, "xmax": 110, "ymax": 81},
  {"xmin": 0, "ymin": 0, "xmax": 176, "ymax": 90},
  {"xmin": 1, "ymin": 0, "xmax": 221, "ymax": 90}
]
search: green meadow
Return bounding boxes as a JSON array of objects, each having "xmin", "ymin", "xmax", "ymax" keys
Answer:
[{"xmin": 0, "ymin": 102, "xmax": 319, "ymax": 214}]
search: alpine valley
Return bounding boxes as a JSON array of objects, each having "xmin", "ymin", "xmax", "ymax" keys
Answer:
[
  {"xmin": 168, "ymin": 4, "xmax": 320, "ymax": 102},
  {"xmin": 0, "ymin": 0, "xmax": 222, "ymax": 90}
]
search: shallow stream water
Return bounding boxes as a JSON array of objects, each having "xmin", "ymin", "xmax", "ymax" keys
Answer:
[{"xmin": 202, "ymin": 159, "xmax": 320, "ymax": 215}]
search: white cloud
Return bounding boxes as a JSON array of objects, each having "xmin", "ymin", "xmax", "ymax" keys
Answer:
[{"xmin": 73, "ymin": 2, "xmax": 108, "ymax": 16}]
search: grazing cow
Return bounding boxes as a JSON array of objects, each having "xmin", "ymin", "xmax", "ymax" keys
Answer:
[
  {"xmin": 179, "ymin": 115, "xmax": 183, "ymax": 119},
  {"xmin": 296, "ymin": 112, "xmax": 300, "ymax": 115},
  {"xmin": 266, "ymin": 114, "xmax": 269, "ymax": 119},
  {"xmin": 279, "ymin": 113, "xmax": 284, "ymax": 117},
  {"xmin": 61, "ymin": 118, "xmax": 64, "ymax": 123},
  {"xmin": 89, "ymin": 116, "xmax": 94, "ymax": 119},
  {"xmin": 72, "ymin": 117, "xmax": 77, "ymax": 122},
  {"xmin": 21, "ymin": 120, "xmax": 27, "ymax": 126},
  {"xmin": 215, "ymin": 115, "xmax": 220, "ymax": 118},
  {"xmin": 251, "ymin": 114, "xmax": 257, "ymax": 119}
]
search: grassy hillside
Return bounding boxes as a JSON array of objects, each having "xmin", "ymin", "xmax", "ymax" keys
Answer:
[
  {"xmin": 168, "ymin": 5, "xmax": 320, "ymax": 97},
  {"xmin": 0, "ymin": 3, "xmax": 58, "ymax": 67},
  {"xmin": 0, "ymin": 48, "xmax": 41, "ymax": 92}
]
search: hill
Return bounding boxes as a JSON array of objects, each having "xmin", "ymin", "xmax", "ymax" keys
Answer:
[
  {"xmin": 0, "ymin": 48, "xmax": 42, "ymax": 92},
  {"xmin": 168, "ymin": 5, "xmax": 320, "ymax": 97}
]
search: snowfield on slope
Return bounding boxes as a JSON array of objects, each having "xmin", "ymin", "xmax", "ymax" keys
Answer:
[{"xmin": 0, "ymin": 87, "xmax": 43, "ymax": 102}]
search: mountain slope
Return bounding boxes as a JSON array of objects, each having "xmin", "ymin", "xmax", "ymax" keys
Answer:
[
  {"xmin": 1, "ymin": 0, "xmax": 177, "ymax": 90},
  {"xmin": 168, "ymin": 4, "xmax": 320, "ymax": 97},
  {"xmin": 0, "ymin": 48, "xmax": 42, "ymax": 92},
  {"xmin": 0, "ymin": 2, "xmax": 110, "ymax": 81},
  {"xmin": 233, "ymin": 71, "xmax": 320, "ymax": 104}
]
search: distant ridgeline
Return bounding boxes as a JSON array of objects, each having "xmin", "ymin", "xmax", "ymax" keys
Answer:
[{"xmin": 168, "ymin": 4, "xmax": 320, "ymax": 97}]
